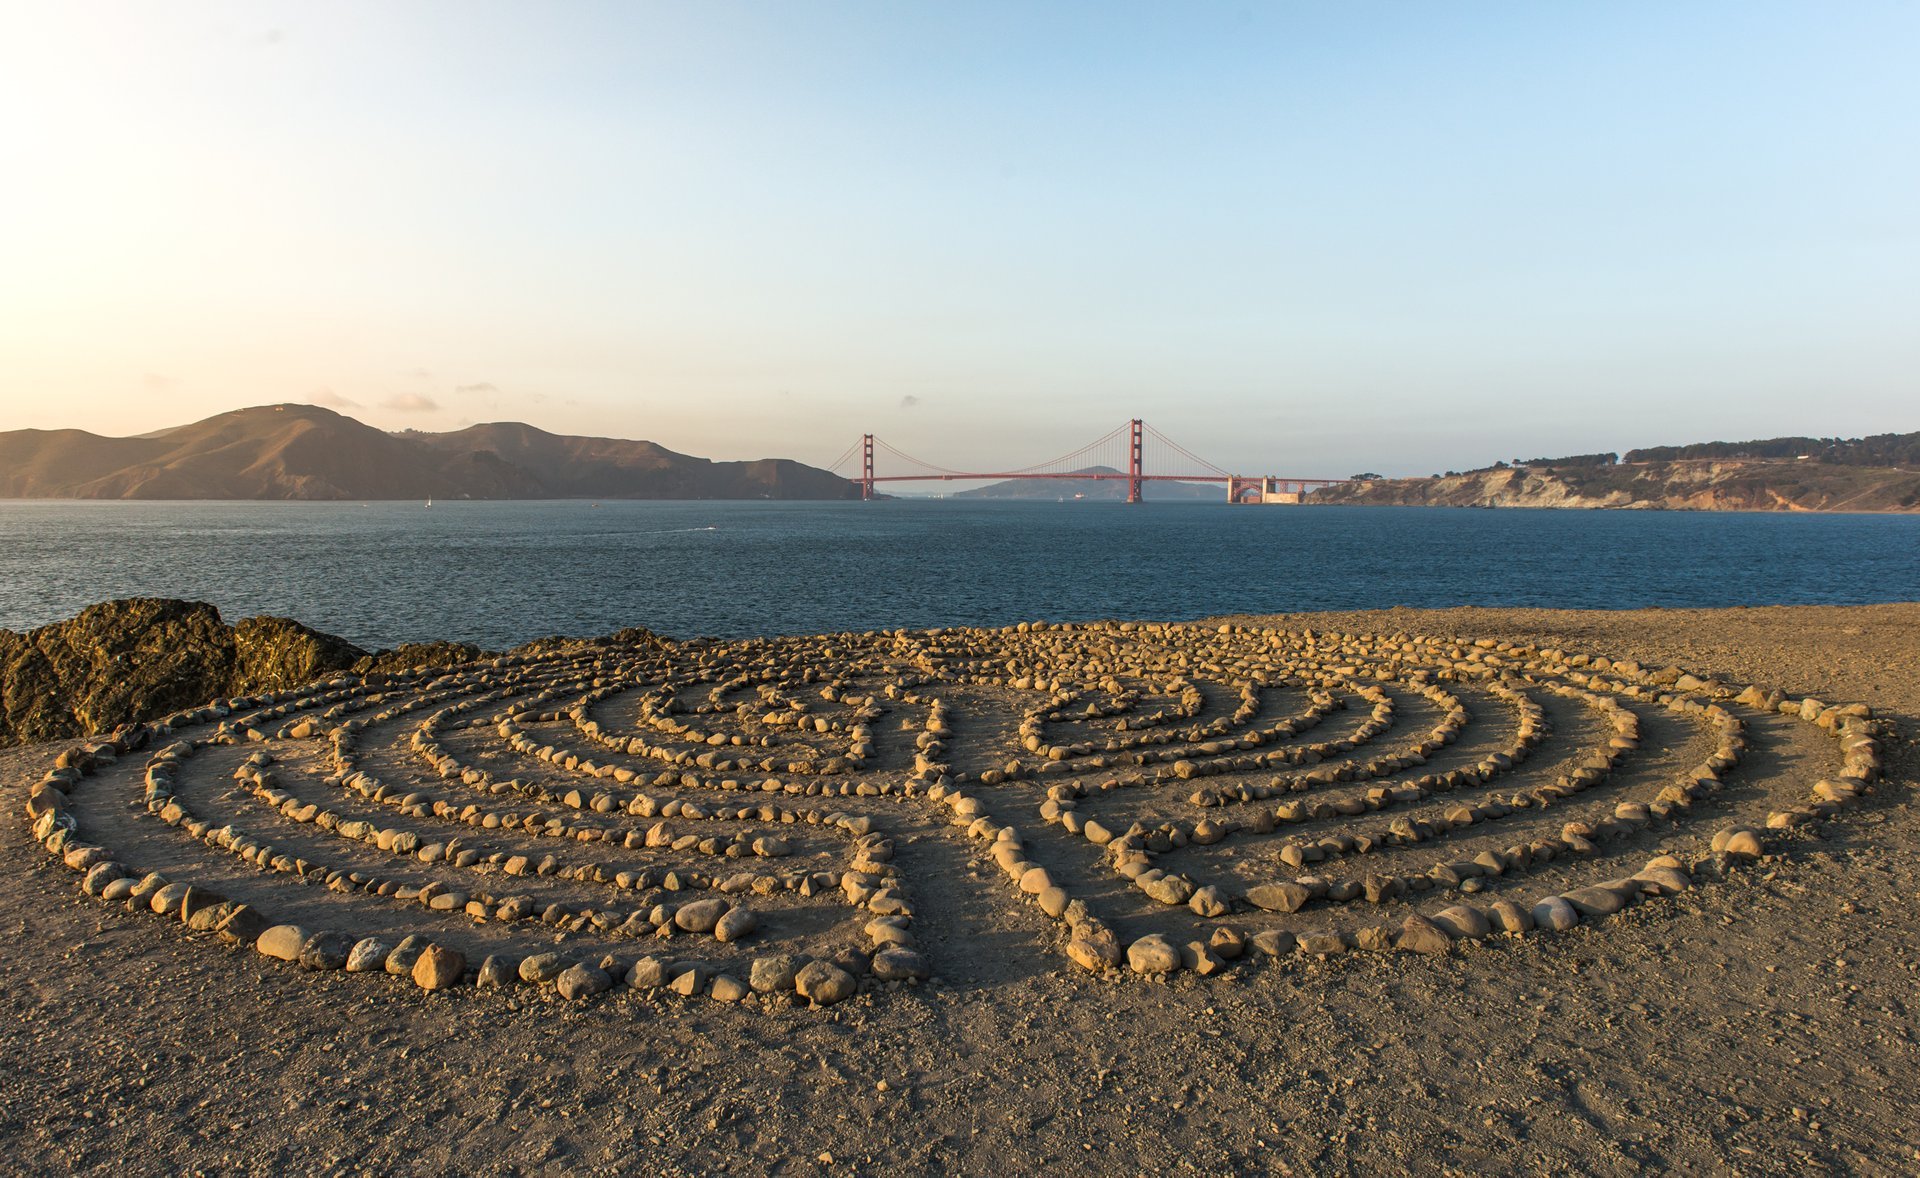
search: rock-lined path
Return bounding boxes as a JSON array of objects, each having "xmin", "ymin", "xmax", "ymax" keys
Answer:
[{"xmin": 22, "ymin": 620, "xmax": 1890, "ymax": 1010}]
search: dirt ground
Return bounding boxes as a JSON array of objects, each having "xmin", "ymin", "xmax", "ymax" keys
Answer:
[{"xmin": 2, "ymin": 602, "xmax": 1916, "ymax": 1177}]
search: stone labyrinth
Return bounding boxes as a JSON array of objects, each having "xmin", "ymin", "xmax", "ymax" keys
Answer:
[{"xmin": 22, "ymin": 622, "xmax": 1891, "ymax": 1009}]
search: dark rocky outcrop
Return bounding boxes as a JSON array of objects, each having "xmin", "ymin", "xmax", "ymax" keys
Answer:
[
  {"xmin": 2, "ymin": 599, "xmax": 235, "ymax": 745},
  {"xmin": 0, "ymin": 599, "xmax": 372, "ymax": 746},
  {"xmin": 0, "ymin": 598, "xmax": 677, "ymax": 747}
]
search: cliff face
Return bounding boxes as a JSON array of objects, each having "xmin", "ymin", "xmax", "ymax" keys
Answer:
[
  {"xmin": 1311, "ymin": 460, "xmax": 1920, "ymax": 512},
  {"xmin": 0, "ymin": 404, "xmax": 862, "ymax": 501}
]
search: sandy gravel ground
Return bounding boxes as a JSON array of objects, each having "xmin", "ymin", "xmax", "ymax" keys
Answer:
[{"xmin": 1, "ymin": 603, "xmax": 1916, "ymax": 1177}]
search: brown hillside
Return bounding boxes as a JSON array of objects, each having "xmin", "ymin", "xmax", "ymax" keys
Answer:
[{"xmin": 0, "ymin": 404, "xmax": 860, "ymax": 501}]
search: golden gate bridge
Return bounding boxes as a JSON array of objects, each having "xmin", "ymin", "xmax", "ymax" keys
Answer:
[{"xmin": 825, "ymin": 418, "xmax": 1345, "ymax": 504}]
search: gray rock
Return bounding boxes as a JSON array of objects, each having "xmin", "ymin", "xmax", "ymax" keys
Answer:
[
  {"xmin": 300, "ymin": 931, "xmax": 355, "ymax": 970},
  {"xmin": 519, "ymin": 952, "xmax": 569, "ymax": 984},
  {"xmin": 627, "ymin": 956, "xmax": 669, "ymax": 989},
  {"xmin": 555, "ymin": 963, "xmax": 613, "ymax": 1000},
  {"xmin": 1531, "ymin": 895, "xmax": 1580, "ymax": 932},
  {"xmin": 216, "ymin": 904, "xmax": 270, "ymax": 944},
  {"xmin": 385, "ymin": 934, "xmax": 428, "ymax": 976},
  {"xmin": 1561, "ymin": 885, "xmax": 1629, "ymax": 918},
  {"xmin": 477, "ymin": 955, "xmax": 519, "ymax": 987},
  {"xmin": 870, "ymin": 947, "xmax": 930, "ymax": 981},
  {"xmin": 749, "ymin": 954, "xmax": 803, "ymax": 994},
  {"xmin": 345, "ymin": 938, "xmax": 391, "ymax": 972}
]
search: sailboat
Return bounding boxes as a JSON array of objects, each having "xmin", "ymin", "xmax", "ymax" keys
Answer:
[{"xmin": 425, "ymin": 495, "xmax": 433, "ymax": 508}]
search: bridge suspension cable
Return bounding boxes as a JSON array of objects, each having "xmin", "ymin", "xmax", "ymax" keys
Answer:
[{"xmin": 824, "ymin": 418, "xmax": 1345, "ymax": 502}]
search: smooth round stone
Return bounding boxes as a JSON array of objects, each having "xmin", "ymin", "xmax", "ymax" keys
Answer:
[
  {"xmin": 1531, "ymin": 896, "xmax": 1580, "ymax": 932},
  {"xmin": 1126, "ymin": 934, "xmax": 1182, "ymax": 975},
  {"xmin": 82, "ymin": 862, "xmax": 126, "ymax": 896},
  {"xmin": 1488, "ymin": 900, "xmax": 1533, "ymax": 934},
  {"xmin": 674, "ymin": 898, "xmax": 729, "ymax": 933},
  {"xmin": 1430, "ymin": 905, "xmax": 1491, "ymax": 939},
  {"xmin": 1037, "ymin": 886, "xmax": 1071, "ymax": 918},
  {"xmin": 870, "ymin": 947, "xmax": 929, "ymax": 981},
  {"xmin": 713, "ymin": 907, "xmax": 757, "ymax": 943},
  {"xmin": 794, "ymin": 960, "xmax": 857, "ymax": 1006},
  {"xmin": 1561, "ymin": 885, "xmax": 1629, "ymax": 918},
  {"xmin": 255, "ymin": 924, "xmax": 309, "ymax": 962}
]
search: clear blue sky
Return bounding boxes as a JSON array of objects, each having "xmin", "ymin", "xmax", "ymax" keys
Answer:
[{"xmin": 1, "ymin": 1, "xmax": 1915, "ymax": 476}]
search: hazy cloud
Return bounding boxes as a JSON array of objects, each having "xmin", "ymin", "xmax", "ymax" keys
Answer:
[
  {"xmin": 454, "ymin": 382, "xmax": 500, "ymax": 396},
  {"xmin": 382, "ymin": 393, "xmax": 440, "ymax": 412},
  {"xmin": 143, "ymin": 372, "xmax": 175, "ymax": 392},
  {"xmin": 899, "ymin": 394, "xmax": 921, "ymax": 409},
  {"xmin": 401, "ymin": 367, "xmax": 433, "ymax": 380},
  {"xmin": 310, "ymin": 389, "xmax": 363, "ymax": 410}
]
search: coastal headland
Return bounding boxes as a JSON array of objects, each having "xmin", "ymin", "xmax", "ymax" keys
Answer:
[{"xmin": 4, "ymin": 600, "xmax": 1915, "ymax": 1174}]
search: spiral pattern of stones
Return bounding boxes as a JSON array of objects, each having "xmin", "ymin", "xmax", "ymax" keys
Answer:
[{"xmin": 21, "ymin": 621, "xmax": 1890, "ymax": 1006}]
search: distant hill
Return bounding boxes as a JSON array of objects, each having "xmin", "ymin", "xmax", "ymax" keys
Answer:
[
  {"xmin": 1623, "ymin": 432, "xmax": 1920, "ymax": 468},
  {"xmin": 1313, "ymin": 431, "xmax": 1920, "ymax": 512},
  {"xmin": 0, "ymin": 404, "xmax": 860, "ymax": 501},
  {"xmin": 956, "ymin": 465, "xmax": 1224, "ymax": 501}
]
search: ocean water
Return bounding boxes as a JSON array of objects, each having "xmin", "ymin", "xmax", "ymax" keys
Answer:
[{"xmin": 0, "ymin": 499, "xmax": 1916, "ymax": 650}]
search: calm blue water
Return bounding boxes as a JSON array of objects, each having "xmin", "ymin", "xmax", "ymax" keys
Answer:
[{"xmin": 0, "ymin": 500, "xmax": 1915, "ymax": 650}]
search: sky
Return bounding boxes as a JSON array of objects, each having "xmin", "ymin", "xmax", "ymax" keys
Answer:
[{"xmin": 1, "ymin": 1, "xmax": 1916, "ymax": 478}]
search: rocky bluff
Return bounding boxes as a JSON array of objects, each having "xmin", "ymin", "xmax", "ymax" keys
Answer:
[{"xmin": 0, "ymin": 599, "xmax": 485, "ymax": 746}]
